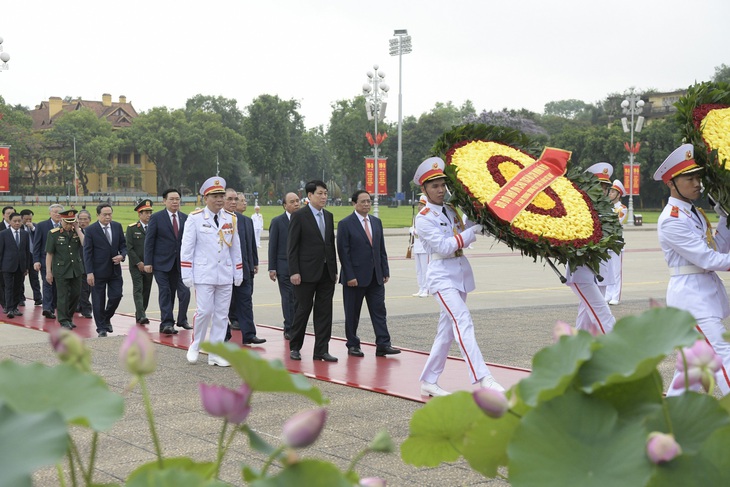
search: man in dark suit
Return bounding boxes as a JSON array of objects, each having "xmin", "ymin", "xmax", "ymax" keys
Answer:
[
  {"xmin": 33, "ymin": 204, "xmax": 64, "ymax": 319},
  {"xmin": 76, "ymin": 210, "xmax": 93, "ymax": 318},
  {"xmin": 268, "ymin": 192, "xmax": 300, "ymax": 340},
  {"xmin": 83, "ymin": 203, "xmax": 127, "ymax": 337},
  {"xmin": 0, "ymin": 212, "xmax": 31, "ymax": 318},
  {"xmin": 224, "ymin": 188, "xmax": 264, "ymax": 344},
  {"xmin": 337, "ymin": 190, "xmax": 400, "ymax": 358},
  {"xmin": 127, "ymin": 200, "xmax": 154, "ymax": 325},
  {"xmin": 287, "ymin": 180, "xmax": 338, "ymax": 362},
  {"xmin": 144, "ymin": 188, "xmax": 191, "ymax": 335},
  {"xmin": 19, "ymin": 209, "xmax": 43, "ymax": 306},
  {"xmin": 0, "ymin": 205, "xmax": 14, "ymax": 312}
]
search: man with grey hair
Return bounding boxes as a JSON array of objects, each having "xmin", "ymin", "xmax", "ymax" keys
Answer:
[
  {"xmin": 33, "ymin": 204, "xmax": 64, "ymax": 319},
  {"xmin": 76, "ymin": 209, "xmax": 93, "ymax": 318}
]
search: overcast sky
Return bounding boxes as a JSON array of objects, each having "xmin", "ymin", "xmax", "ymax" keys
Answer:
[{"xmin": 1, "ymin": 0, "xmax": 728, "ymax": 129}]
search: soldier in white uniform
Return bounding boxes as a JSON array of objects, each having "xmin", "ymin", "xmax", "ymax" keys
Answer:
[
  {"xmin": 252, "ymin": 205, "xmax": 264, "ymax": 248},
  {"xmin": 565, "ymin": 163, "xmax": 616, "ymax": 335},
  {"xmin": 410, "ymin": 195, "xmax": 429, "ymax": 297},
  {"xmin": 654, "ymin": 144, "xmax": 730, "ymax": 396},
  {"xmin": 602, "ymin": 180, "xmax": 628, "ymax": 305},
  {"xmin": 181, "ymin": 177, "xmax": 243, "ymax": 367},
  {"xmin": 413, "ymin": 157, "xmax": 504, "ymax": 397}
]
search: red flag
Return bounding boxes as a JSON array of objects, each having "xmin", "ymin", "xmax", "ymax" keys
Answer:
[
  {"xmin": 0, "ymin": 146, "xmax": 9, "ymax": 192},
  {"xmin": 366, "ymin": 132, "xmax": 374, "ymax": 146}
]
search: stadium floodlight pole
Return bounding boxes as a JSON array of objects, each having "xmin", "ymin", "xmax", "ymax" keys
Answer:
[
  {"xmin": 362, "ymin": 64, "xmax": 389, "ymax": 217},
  {"xmin": 621, "ymin": 91, "xmax": 645, "ymax": 225},
  {"xmin": 389, "ymin": 29, "xmax": 412, "ymax": 206}
]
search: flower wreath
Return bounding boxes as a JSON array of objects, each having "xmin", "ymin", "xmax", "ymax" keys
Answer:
[
  {"xmin": 676, "ymin": 81, "xmax": 730, "ymax": 216},
  {"xmin": 431, "ymin": 124, "xmax": 623, "ymax": 275}
]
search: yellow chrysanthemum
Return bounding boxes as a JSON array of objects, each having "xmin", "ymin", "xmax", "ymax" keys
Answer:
[{"xmin": 700, "ymin": 107, "xmax": 730, "ymax": 167}]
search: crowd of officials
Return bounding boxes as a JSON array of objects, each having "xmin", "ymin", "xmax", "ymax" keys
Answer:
[{"xmin": 1, "ymin": 141, "xmax": 729, "ymax": 396}]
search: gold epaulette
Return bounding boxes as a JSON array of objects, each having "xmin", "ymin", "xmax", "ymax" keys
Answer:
[
  {"xmin": 191, "ymin": 208, "xmax": 204, "ymax": 215},
  {"xmin": 128, "ymin": 222, "xmax": 138, "ymax": 227},
  {"xmin": 51, "ymin": 227, "xmax": 61, "ymax": 233},
  {"xmin": 419, "ymin": 207, "xmax": 430, "ymax": 215}
]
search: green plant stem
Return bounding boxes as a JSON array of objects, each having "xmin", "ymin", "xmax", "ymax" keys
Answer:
[
  {"xmin": 214, "ymin": 420, "xmax": 229, "ymax": 479},
  {"xmin": 654, "ymin": 371, "xmax": 674, "ymax": 435},
  {"xmin": 139, "ymin": 375, "xmax": 164, "ymax": 468},
  {"xmin": 680, "ymin": 349, "xmax": 690, "ymax": 394},
  {"xmin": 66, "ymin": 442, "xmax": 78, "ymax": 487},
  {"xmin": 507, "ymin": 409, "xmax": 523, "ymax": 420},
  {"xmin": 346, "ymin": 447, "xmax": 370, "ymax": 474},
  {"xmin": 66, "ymin": 437, "xmax": 84, "ymax": 486},
  {"xmin": 260, "ymin": 446, "xmax": 286, "ymax": 477},
  {"xmin": 85, "ymin": 432, "xmax": 98, "ymax": 485},
  {"xmin": 56, "ymin": 462, "xmax": 67, "ymax": 487}
]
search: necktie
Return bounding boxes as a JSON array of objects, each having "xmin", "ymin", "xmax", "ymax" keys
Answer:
[
  {"xmin": 213, "ymin": 213, "xmax": 219, "ymax": 227},
  {"xmin": 316, "ymin": 212, "xmax": 325, "ymax": 240},
  {"xmin": 104, "ymin": 225, "xmax": 112, "ymax": 244},
  {"xmin": 172, "ymin": 213, "xmax": 179, "ymax": 238},
  {"xmin": 15, "ymin": 230, "xmax": 20, "ymax": 247},
  {"xmin": 363, "ymin": 217, "xmax": 372, "ymax": 245},
  {"xmin": 143, "ymin": 225, "xmax": 147, "ymax": 233}
]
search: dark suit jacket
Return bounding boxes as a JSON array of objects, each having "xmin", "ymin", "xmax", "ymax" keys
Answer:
[
  {"xmin": 337, "ymin": 212, "xmax": 389, "ymax": 287},
  {"xmin": 32, "ymin": 218, "xmax": 56, "ymax": 267},
  {"xmin": 287, "ymin": 206, "xmax": 337, "ymax": 282},
  {"xmin": 0, "ymin": 221, "xmax": 11, "ymax": 231},
  {"xmin": 83, "ymin": 221, "xmax": 127, "ymax": 279},
  {"xmin": 144, "ymin": 210, "xmax": 187, "ymax": 272},
  {"xmin": 268, "ymin": 212, "xmax": 291, "ymax": 276},
  {"xmin": 0, "ymin": 228, "xmax": 31, "ymax": 273},
  {"xmin": 235, "ymin": 212, "xmax": 258, "ymax": 280}
]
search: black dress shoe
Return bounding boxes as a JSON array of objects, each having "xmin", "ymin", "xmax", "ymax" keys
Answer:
[
  {"xmin": 347, "ymin": 347, "xmax": 365, "ymax": 357},
  {"xmin": 61, "ymin": 322, "xmax": 74, "ymax": 330},
  {"xmin": 176, "ymin": 321, "xmax": 193, "ymax": 330},
  {"xmin": 35, "ymin": 300, "xmax": 43, "ymax": 306},
  {"xmin": 70, "ymin": 322, "xmax": 77, "ymax": 329},
  {"xmin": 243, "ymin": 336, "xmax": 267, "ymax": 345},
  {"xmin": 376, "ymin": 346, "xmax": 401, "ymax": 357},
  {"xmin": 18, "ymin": 301, "xmax": 25, "ymax": 307},
  {"xmin": 42, "ymin": 310, "xmax": 56, "ymax": 319},
  {"xmin": 283, "ymin": 331, "xmax": 292, "ymax": 340},
  {"xmin": 313, "ymin": 353, "xmax": 338, "ymax": 362},
  {"xmin": 13, "ymin": 308, "xmax": 23, "ymax": 316},
  {"xmin": 161, "ymin": 326, "xmax": 175, "ymax": 335},
  {"xmin": 229, "ymin": 320, "xmax": 241, "ymax": 330},
  {"xmin": 98, "ymin": 331, "xmax": 108, "ymax": 337},
  {"xmin": 106, "ymin": 323, "xmax": 113, "ymax": 333},
  {"xmin": 290, "ymin": 350, "xmax": 301, "ymax": 360},
  {"xmin": 82, "ymin": 313, "xmax": 93, "ymax": 319},
  {"xmin": 138, "ymin": 317, "xmax": 150, "ymax": 325},
  {"xmin": 7, "ymin": 311, "xmax": 15, "ymax": 319}
]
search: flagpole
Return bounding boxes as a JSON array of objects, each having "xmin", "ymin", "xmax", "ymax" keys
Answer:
[{"xmin": 73, "ymin": 136, "xmax": 78, "ymax": 198}]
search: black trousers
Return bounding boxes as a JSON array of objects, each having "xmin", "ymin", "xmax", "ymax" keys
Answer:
[
  {"xmin": 289, "ymin": 266, "xmax": 335, "ymax": 357},
  {"xmin": 3, "ymin": 269, "xmax": 24, "ymax": 312}
]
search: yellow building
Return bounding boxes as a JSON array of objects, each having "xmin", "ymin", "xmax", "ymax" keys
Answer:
[{"xmin": 29, "ymin": 93, "xmax": 157, "ymax": 195}]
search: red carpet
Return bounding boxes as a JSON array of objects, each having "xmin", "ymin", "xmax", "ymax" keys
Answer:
[{"xmin": 3, "ymin": 304, "xmax": 530, "ymax": 403}]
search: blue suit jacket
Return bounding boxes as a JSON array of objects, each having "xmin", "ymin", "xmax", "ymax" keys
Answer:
[
  {"xmin": 267, "ymin": 212, "xmax": 290, "ymax": 276},
  {"xmin": 235, "ymin": 212, "xmax": 258, "ymax": 280},
  {"xmin": 144, "ymin": 210, "xmax": 187, "ymax": 272},
  {"xmin": 83, "ymin": 221, "xmax": 127, "ymax": 279},
  {"xmin": 32, "ymin": 218, "xmax": 56, "ymax": 267},
  {"xmin": 0, "ymin": 228, "xmax": 31, "ymax": 273},
  {"xmin": 336, "ymin": 212, "xmax": 389, "ymax": 287}
]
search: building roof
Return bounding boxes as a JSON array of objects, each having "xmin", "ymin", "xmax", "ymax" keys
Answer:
[{"xmin": 30, "ymin": 95, "xmax": 138, "ymax": 130}]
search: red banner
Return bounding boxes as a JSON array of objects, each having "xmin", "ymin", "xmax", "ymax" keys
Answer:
[
  {"xmin": 0, "ymin": 146, "xmax": 9, "ymax": 192},
  {"xmin": 487, "ymin": 147, "xmax": 571, "ymax": 223},
  {"xmin": 365, "ymin": 157, "xmax": 387, "ymax": 195},
  {"xmin": 623, "ymin": 163, "xmax": 640, "ymax": 195}
]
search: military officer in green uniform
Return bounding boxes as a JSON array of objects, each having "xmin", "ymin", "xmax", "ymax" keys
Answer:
[
  {"xmin": 128, "ymin": 199, "xmax": 154, "ymax": 325},
  {"xmin": 45, "ymin": 210, "xmax": 85, "ymax": 329}
]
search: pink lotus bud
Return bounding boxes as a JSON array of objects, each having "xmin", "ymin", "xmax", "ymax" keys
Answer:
[
  {"xmin": 648, "ymin": 298, "xmax": 664, "ymax": 308},
  {"xmin": 473, "ymin": 388, "xmax": 509, "ymax": 418},
  {"xmin": 360, "ymin": 478, "xmax": 387, "ymax": 486},
  {"xmin": 119, "ymin": 326, "xmax": 157, "ymax": 376},
  {"xmin": 552, "ymin": 320, "xmax": 577, "ymax": 341},
  {"xmin": 50, "ymin": 328, "xmax": 91, "ymax": 372},
  {"xmin": 646, "ymin": 432, "xmax": 682, "ymax": 464},
  {"xmin": 685, "ymin": 340, "xmax": 721, "ymax": 371},
  {"xmin": 672, "ymin": 366, "xmax": 703, "ymax": 390},
  {"xmin": 282, "ymin": 408, "xmax": 327, "ymax": 448},
  {"xmin": 199, "ymin": 383, "xmax": 252, "ymax": 424}
]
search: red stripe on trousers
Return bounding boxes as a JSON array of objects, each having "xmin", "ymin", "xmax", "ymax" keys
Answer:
[
  {"xmin": 574, "ymin": 284, "xmax": 606, "ymax": 334},
  {"xmin": 436, "ymin": 291, "xmax": 478, "ymax": 380}
]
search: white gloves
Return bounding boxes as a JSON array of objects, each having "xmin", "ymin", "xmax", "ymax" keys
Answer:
[
  {"xmin": 470, "ymin": 224, "xmax": 484, "ymax": 234},
  {"xmin": 234, "ymin": 278, "xmax": 243, "ymax": 287},
  {"xmin": 182, "ymin": 278, "xmax": 193, "ymax": 289},
  {"xmin": 715, "ymin": 202, "xmax": 729, "ymax": 219}
]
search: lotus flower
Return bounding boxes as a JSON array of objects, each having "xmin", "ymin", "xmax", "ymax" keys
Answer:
[
  {"xmin": 119, "ymin": 326, "xmax": 157, "ymax": 376},
  {"xmin": 473, "ymin": 388, "xmax": 509, "ymax": 419},
  {"xmin": 552, "ymin": 320, "xmax": 577, "ymax": 341},
  {"xmin": 282, "ymin": 408, "xmax": 327, "ymax": 448},
  {"xmin": 646, "ymin": 432, "xmax": 682, "ymax": 464},
  {"xmin": 50, "ymin": 328, "xmax": 91, "ymax": 372},
  {"xmin": 199, "ymin": 383, "xmax": 252, "ymax": 424},
  {"xmin": 360, "ymin": 477, "xmax": 387, "ymax": 486},
  {"xmin": 674, "ymin": 339, "xmax": 722, "ymax": 392}
]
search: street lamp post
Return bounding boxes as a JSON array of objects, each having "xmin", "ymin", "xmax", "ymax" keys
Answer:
[
  {"xmin": 0, "ymin": 36, "xmax": 10, "ymax": 71},
  {"xmin": 621, "ymin": 92, "xmax": 645, "ymax": 225},
  {"xmin": 362, "ymin": 64, "xmax": 389, "ymax": 217},
  {"xmin": 389, "ymin": 29, "xmax": 412, "ymax": 206}
]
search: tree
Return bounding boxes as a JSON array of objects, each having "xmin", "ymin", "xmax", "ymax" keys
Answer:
[
  {"xmin": 44, "ymin": 108, "xmax": 120, "ymax": 196},
  {"xmin": 123, "ymin": 107, "xmax": 192, "ymax": 192},
  {"xmin": 0, "ymin": 96, "xmax": 48, "ymax": 192},
  {"xmin": 242, "ymin": 95, "xmax": 307, "ymax": 197},
  {"xmin": 543, "ymin": 99, "xmax": 590, "ymax": 119},
  {"xmin": 712, "ymin": 64, "xmax": 730, "ymax": 84},
  {"xmin": 185, "ymin": 95, "xmax": 245, "ymax": 134}
]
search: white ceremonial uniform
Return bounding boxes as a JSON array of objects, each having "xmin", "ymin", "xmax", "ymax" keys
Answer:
[
  {"xmin": 658, "ymin": 196, "xmax": 730, "ymax": 396},
  {"xmin": 181, "ymin": 208, "xmax": 244, "ymax": 356},
  {"xmin": 252, "ymin": 212, "xmax": 264, "ymax": 248},
  {"xmin": 565, "ymin": 264, "xmax": 616, "ymax": 335},
  {"xmin": 603, "ymin": 202, "xmax": 628, "ymax": 303},
  {"xmin": 411, "ymin": 220, "xmax": 428, "ymax": 296},
  {"xmin": 415, "ymin": 201, "xmax": 493, "ymax": 385}
]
